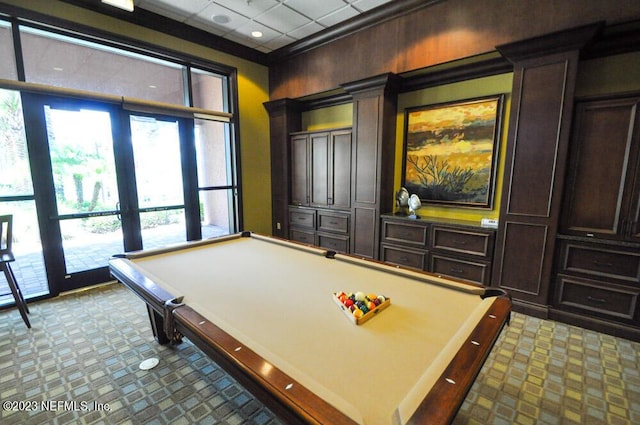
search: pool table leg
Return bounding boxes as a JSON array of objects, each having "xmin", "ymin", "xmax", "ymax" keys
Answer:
[{"xmin": 147, "ymin": 305, "xmax": 171, "ymax": 345}]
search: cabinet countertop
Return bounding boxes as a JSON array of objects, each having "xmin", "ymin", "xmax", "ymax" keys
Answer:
[{"xmin": 381, "ymin": 212, "xmax": 495, "ymax": 231}]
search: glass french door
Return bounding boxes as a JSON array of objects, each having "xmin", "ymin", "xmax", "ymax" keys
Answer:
[
  {"xmin": 44, "ymin": 103, "xmax": 124, "ymax": 283},
  {"xmin": 128, "ymin": 114, "xmax": 189, "ymax": 250},
  {"xmin": 22, "ymin": 94, "xmax": 199, "ymax": 293}
]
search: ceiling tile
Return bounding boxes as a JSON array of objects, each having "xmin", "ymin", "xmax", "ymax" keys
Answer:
[
  {"xmin": 283, "ymin": 0, "xmax": 349, "ymax": 20},
  {"xmin": 192, "ymin": 4, "xmax": 251, "ymax": 33},
  {"xmin": 135, "ymin": 1, "xmax": 192, "ymax": 22},
  {"xmin": 233, "ymin": 20, "xmax": 282, "ymax": 43},
  {"xmin": 352, "ymin": 0, "xmax": 392, "ymax": 12},
  {"xmin": 222, "ymin": 31, "xmax": 262, "ymax": 49},
  {"xmin": 137, "ymin": 0, "xmax": 212, "ymax": 17},
  {"xmin": 254, "ymin": 4, "xmax": 309, "ymax": 33},
  {"xmin": 210, "ymin": 0, "xmax": 280, "ymax": 19},
  {"xmin": 316, "ymin": 6, "xmax": 359, "ymax": 28},
  {"xmin": 261, "ymin": 34, "xmax": 297, "ymax": 51},
  {"xmin": 287, "ymin": 21, "xmax": 326, "ymax": 40}
]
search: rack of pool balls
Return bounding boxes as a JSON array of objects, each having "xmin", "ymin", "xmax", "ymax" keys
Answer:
[{"xmin": 332, "ymin": 291, "xmax": 391, "ymax": 325}]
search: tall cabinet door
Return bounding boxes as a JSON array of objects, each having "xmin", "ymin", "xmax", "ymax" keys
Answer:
[
  {"xmin": 330, "ymin": 130, "xmax": 352, "ymax": 209},
  {"xmin": 561, "ymin": 97, "xmax": 640, "ymax": 241},
  {"xmin": 290, "ymin": 134, "xmax": 310, "ymax": 206},
  {"xmin": 310, "ymin": 132, "xmax": 329, "ymax": 207}
]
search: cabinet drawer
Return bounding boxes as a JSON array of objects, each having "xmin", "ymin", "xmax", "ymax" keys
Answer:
[
  {"xmin": 290, "ymin": 229, "xmax": 315, "ymax": 245},
  {"xmin": 431, "ymin": 226, "xmax": 493, "ymax": 258},
  {"xmin": 556, "ymin": 275, "xmax": 639, "ymax": 320},
  {"xmin": 289, "ymin": 208, "xmax": 315, "ymax": 229},
  {"xmin": 317, "ymin": 233, "xmax": 349, "ymax": 253},
  {"xmin": 382, "ymin": 221, "xmax": 428, "ymax": 247},
  {"xmin": 430, "ymin": 254, "xmax": 491, "ymax": 285},
  {"xmin": 561, "ymin": 243, "xmax": 640, "ymax": 283},
  {"xmin": 317, "ymin": 211, "xmax": 349, "ymax": 234},
  {"xmin": 380, "ymin": 244, "xmax": 427, "ymax": 271}
]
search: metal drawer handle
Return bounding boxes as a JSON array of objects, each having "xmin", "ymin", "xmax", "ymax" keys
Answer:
[
  {"xmin": 587, "ymin": 296, "xmax": 607, "ymax": 304},
  {"xmin": 453, "ymin": 240, "xmax": 467, "ymax": 245},
  {"xmin": 329, "ymin": 221, "xmax": 339, "ymax": 225},
  {"xmin": 450, "ymin": 268, "xmax": 465, "ymax": 274},
  {"xmin": 399, "ymin": 256, "xmax": 409, "ymax": 261},
  {"xmin": 296, "ymin": 217, "xmax": 307, "ymax": 220},
  {"xmin": 592, "ymin": 261, "xmax": 613, "ymax": 268}
]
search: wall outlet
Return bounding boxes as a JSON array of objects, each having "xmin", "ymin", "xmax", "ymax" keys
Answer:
[{"xmin": 481, "ymin": 218, "xmax": 499, "ymax": 229}]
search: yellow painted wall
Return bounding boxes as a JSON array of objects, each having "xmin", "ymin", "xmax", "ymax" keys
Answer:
[
  {"xmin": 2, "ymin": 0, "xmax": 272, "ymax": 234},
  {"xmin": 576, "ymin": 52, "xmax": 640, "ymax": 97},
  {"xmin": 302, "ymin": 103, "xmax": 353, "ymax": 130}
]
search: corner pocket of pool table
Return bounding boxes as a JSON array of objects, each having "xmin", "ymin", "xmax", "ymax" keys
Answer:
[{"xmin": 172, "ymin": 305, "xmax": 364, "ymax": 425}]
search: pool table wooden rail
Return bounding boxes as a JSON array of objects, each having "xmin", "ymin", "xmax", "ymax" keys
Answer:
[
  {"xmin": 406, "ymin": 295, "xmax": 510, "ymax": 424},
  {"xmin": 109, "ymin": 233, "xmax": 511, "ymax": 425},
  {"xmin": 109, "ymin": 256, "xmax": 360, "ymax": 425}
]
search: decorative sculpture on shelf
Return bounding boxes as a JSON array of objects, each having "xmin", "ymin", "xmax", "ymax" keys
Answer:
[
  {"xmin": 396, "ymin": 187, "xmax": 409, "ymax": 215},
  {"xmin": 408, "ymin": 194, "xmax": 422, "ymax": 219}
]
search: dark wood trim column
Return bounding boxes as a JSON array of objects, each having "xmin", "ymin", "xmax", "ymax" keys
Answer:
[
  {"xmin": 491, "ymin": 23, "xmax": 603, "ymax": 316},
  {"xmin": 342, "ymin": 74, "xmax": 400, "ymax": 259},
  {"xmin": 263, "ymin": 99, "xmax": 302, "ymax": 238}
]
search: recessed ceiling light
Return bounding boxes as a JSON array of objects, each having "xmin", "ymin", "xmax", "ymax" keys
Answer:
[
  {"xmin": 212, "ymin": 14, "xmax": 230, "ymax": 24},
  {"xmin": 53, "ymin": 67, "xmax": 63, "ymax": 71},
  {"xmin": 251, "ymin": 31, "xmax": 263, "ymax": 38},
  {"xmin": 148, "ymin": 85, "xmax": 157, "ymax": 89}
]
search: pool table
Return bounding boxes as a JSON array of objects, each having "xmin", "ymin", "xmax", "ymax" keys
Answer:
[{"xmin": 109, "ymin": 232, "xmax": 511, "ymax": 425}]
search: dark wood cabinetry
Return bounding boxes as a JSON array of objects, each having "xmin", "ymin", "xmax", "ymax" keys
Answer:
[
  {"xmin": 289, "ymin": 129, "xmax": 352, "ymax": 253},
  {"xmin": 380, "ymin": 215, "xmax": 495, "ymax": 285},
  {"xmin": 430, "ymin": 225, "xmax": 495, "ymax": 285},
  {"xmin": 553, "ymin": 238, "xmax": 640, "ymax": 339},
  {"xmin": 265, "ymin": 76, "xmax": 397, "ymax": 258},
  {"xmin": 289, "ymin": 206, "xmax": 350, "ymax": 253},
  {"xmin": 290, "ymin": 129, "xmax": 352, "ymax": 210},
  {"xmin": 551, "ymin": 94, "xmax": 640, "ymax": 340},
  {"xmin": 492, "ymin": 24, "xmax": 601, "ymax": 316},
  {"xmin": 343, "ymin": 74, "xmax": 398, "ymax": 259},
  {"xmin": 561, "ymin": 96, "xmax": 640, "ymax": 243},
  {"xmin": 380, "ymin": 219, "xmax": 430, "ymax": 270}
]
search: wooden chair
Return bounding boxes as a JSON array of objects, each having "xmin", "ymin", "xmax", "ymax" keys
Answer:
[{"xmin": 0, "ymin": 215, "xmax": 31, "ymax": 328}]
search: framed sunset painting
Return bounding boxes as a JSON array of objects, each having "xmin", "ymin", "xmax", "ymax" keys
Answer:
[{"xmin": 402, "ymin": 95, "xmax": 504, "ymax": 208}]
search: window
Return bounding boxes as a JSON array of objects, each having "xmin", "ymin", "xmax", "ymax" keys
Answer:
[
  {"xmin": 0, "ymin": 18, "xmax": 240, "ymax": 295},
  {"xmin": 195, "ymin": 118, "xmax": 237, "ymax": 237},
  {"xmin": 0, "ymin": 19, "xmax": 17, "ymax": 80},
  {"xmin": 0, "ymin": 89, "xmax": 32, "ymax": 197},
  {"xmin": 20, "ymin": 26, "xmax": 185, "ymax": 105},
  {"xmin": 13, "ymin": 23, "xmax": 240, "ymax": 242},
  {"xmin": 0, "ymin": 88, "xmax": 48, "ymax": 301},
  {"xmin": 191, "ymin": 68, "xmax": 228, "ymax": 111}
]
